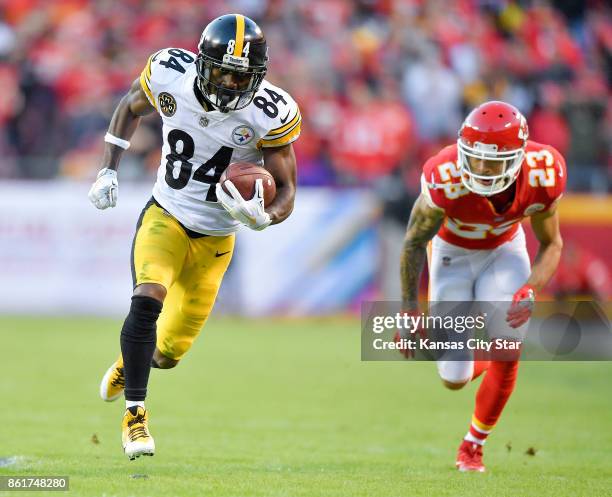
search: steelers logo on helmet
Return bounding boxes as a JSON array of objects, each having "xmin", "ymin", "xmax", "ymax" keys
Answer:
[{"xmin": 196, "ymin": 14, "xmax": 268, "ymax": 113}]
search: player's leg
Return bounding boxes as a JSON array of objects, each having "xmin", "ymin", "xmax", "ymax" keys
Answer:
[
  {"xmin": 457, "ymin": 230, "xmax": 531, "ymax": 470},
  {"xmin": 470, "ymin": 359, "xmax": 490, "ymax": 382},
  {"xmin": 122, "ymin": 203, "xmax": 191, "ymax": 459},
  {"xmin": 101, "ymin": 311, "xmax": 177, "ymax": 400},
  {"xmin": 100, "ymin": 201, "xmax": 188, "ymax": 400},
  {"xmin": 100, "ymin": 283, "xmax": 169, "ymax": 402},
  {"xmin": 100, "ymin": 287, "xmax": 173, "ymax": 399},
  {"xmin": 101, "ymin": 200, "xmax": 189, "ymax": 459},
  {"xmin": 151, "ymin": 348, "xmax": 179, "ymax": 369},
  {"xmin": 154, "ymin": 233, "xmax": 235, "ymax": 366},
  {"xmin": 428, "ymin": 237, "xmax": 483, "ymax": 389}
]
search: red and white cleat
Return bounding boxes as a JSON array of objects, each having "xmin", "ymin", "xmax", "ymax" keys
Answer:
[{"xmin": 456, "ymin": 440, "xmax": 486, "ymax": 472}]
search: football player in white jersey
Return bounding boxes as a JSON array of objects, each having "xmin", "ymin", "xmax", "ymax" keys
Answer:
[{"xmin": 88, "ymin": 14, "xmax": 301, "ymax": 460}]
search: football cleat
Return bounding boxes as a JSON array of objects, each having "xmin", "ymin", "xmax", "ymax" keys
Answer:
[
  {"xmin": 100, "ymin": 356, "xmax": 125, "ymax": 402},
  {"xmin": 456, "ymin": 440, "xmax": 486, "ymax": 472},
  {"xmin": 122, "ymin": 406, "xmax": 155, "ymax": 460}
]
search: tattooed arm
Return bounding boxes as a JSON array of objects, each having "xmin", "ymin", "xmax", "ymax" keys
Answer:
[{"xmin": 400, "ymin": 193, "xmax": 445, "ymax": 311}]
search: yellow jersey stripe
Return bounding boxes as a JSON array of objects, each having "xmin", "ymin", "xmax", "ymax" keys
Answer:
[
  {"xmin": 262, "ymin": 117, "xmax": 301, "ymax": 141},
  {"xmin": 234, "ymin": 14, "xmax": 245, "ymax": 56},
  {"xmin": 265, "ymin": 111, "xmax": 301, "ymax": 137},
  {"xmin": 145, "ymin": 54, "xmax": 154, "ymax": 80},
  {"xmin": 139, "ymin": 71, "xmax": 157, "ymax": 110},
  {"xmin": 260, "ymin": 123, "xmax": 301, "ymax": 148}
]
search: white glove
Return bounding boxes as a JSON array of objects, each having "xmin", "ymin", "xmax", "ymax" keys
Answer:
[
  {"xmin": 88, "ymin": 168, "xmax": 118, "ymax": 209},
  {"xmin": 216, "ymin": 179, "xmax": 272, "ymax": 231}
]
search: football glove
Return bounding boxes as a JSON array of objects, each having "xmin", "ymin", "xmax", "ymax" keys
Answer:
[
  {"xmin": 216, "ymin": 179, "xmax": 271, "ymax": 231},
  {"xmin": 88, "ymin": 168, "xmax": 118, "ymax": 209},
  {"xmin": 506, "ymin": 284, "xmax": 536, "ymax": 329}
]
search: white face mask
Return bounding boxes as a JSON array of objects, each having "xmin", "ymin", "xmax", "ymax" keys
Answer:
[{"xmin": 457, "ymin": 139, "xmax": 525, "ymax": 196}]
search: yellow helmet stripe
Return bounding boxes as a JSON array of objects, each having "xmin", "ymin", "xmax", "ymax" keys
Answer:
[{"xmin": 234, "ymin": 14, "xmax": 245, "ymax": 56}]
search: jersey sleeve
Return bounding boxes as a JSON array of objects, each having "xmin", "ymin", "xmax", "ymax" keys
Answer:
[
  {"xmin": 258, "ymin": 87, "xmax": 301, "ymax": 148},
  {"xmin": 139, "ymin": 48, "xmax": 197, "ymax": 112},
  {"xmin": 139, "ymin": 51, "xmax": 160, "ymax": 110},
  {"xmin": 420, "ymin": 148, "xmax": 459, "ymax": 212},
  {"xmin": 546, "ymin": 145, "xmax": 567, "ymax": 208},
  {"xmin": 533, "ymin": 144, "xmax": 567, "ymax": 212},
  {"xmin": 420, "ymin": 171, "xmax": 445, "ymax": 211}
]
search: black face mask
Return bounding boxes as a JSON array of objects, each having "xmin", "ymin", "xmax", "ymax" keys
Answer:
[{"xmin": 196, "ymin": 55, "xmax": 266, "ymax": 112}]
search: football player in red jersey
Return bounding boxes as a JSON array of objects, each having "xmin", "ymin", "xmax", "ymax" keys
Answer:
[{"xmin": 398, "ymin": 101, "xmax": 566, "ymax": 472}]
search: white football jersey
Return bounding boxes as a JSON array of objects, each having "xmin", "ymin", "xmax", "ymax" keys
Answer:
[{"xmin": 139, "ymin": 47, "xmax": 301, "ymax": 235}]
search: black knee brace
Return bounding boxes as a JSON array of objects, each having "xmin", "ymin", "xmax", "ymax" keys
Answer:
[{"xmin": 120, "ymin": 295, "xmax": 163, "ymax": 401}]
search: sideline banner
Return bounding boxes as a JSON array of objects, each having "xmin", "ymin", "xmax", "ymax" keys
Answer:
[
  {"xmin": 0, "ymin": 182, "xmax": 380, "ymax": 316},
  {"xmin": 0, "ymin": 181, "xmax": 151, "ymax": 315}
]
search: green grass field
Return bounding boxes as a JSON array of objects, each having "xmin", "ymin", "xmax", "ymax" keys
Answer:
[{"xmin": 1, "ymin": 316, "xmax": 611, "ymax": 497}]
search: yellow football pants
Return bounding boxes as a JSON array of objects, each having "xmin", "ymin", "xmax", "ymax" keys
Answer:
[{"xmin": 130, "ymin": 199, "xmax": 234, "ymax": 360}]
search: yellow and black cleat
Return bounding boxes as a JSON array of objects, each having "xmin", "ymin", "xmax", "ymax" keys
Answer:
[
  {"xmin": 122, "ymin": 406, "xmax": 155, "ymax": 460},
  {"xmin": 99, "ymin": 356, "xmax": 125, "ymax": 402}
]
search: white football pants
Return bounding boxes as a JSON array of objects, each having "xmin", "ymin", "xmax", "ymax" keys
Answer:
[{"xmin": 428, "ymin": 226, "xmax": 531, "ymax": 384}]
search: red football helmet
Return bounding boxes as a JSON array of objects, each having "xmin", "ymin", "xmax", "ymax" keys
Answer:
[{"xmin": 458, "ymin": 101, "xmax": 528, "ymax": 196}]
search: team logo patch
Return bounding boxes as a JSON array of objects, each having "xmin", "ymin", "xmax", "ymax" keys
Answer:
[
  {"xmin": 199, "ymin": 116, "xmax": 209, "ymax": 127},
  {"xmin": 232, "ymin": 125, "xmax": 255, "ymax": 145},
  {"xmin": 523, "ymin": 203, "xmax": 545, "ymax": 216},
  {"xmin": 158, "ymin": 92, "xmax": 177, "ymax": 117}
]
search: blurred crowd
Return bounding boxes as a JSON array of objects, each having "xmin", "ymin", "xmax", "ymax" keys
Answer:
[{"xmin": 0, "ymin": 0, "xmax": 610, "ymax": 197}]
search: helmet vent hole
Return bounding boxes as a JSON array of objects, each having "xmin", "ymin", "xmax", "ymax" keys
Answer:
[
  {"xmin": 498, "ymin": 114, "xmax": 503, "ymax": 118},
  {"xmin": 482, "ymin": 111, "xmax": 486, "ymax": 115}
]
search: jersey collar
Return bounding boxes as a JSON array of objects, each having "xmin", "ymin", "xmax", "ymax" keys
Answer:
[
  {"xmin": 192, "ymin": 77, "xmax": 212, "ymax": 112},
  {"xmin": 186, "ymin": 73, "xmax": 234, "ymax": 124}
]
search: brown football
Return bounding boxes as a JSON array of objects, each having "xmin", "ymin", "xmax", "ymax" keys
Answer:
[{"xmin": 219, "ymin": 162, "xmax": 276, "ymax": 205}]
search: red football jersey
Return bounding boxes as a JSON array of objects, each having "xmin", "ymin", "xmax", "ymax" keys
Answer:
[{"xmin": 421, "ymin": 140, "xmax": 567, "ymax": 250}]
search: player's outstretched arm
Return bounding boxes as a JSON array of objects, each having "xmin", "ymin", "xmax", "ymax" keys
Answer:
[
  {"xmin": 102, "ymin": 78, "xmax": 156, "ymax": 172},
  {"xmin": 262, "ymin": 143, "xmax": 297, "ymax": 225},
  {"xmin": 89, "ymin": 78, "xmax": 155, "ymax": 209},
  {"xmin": 400, "ymin": 194, "xmax": 445, "ymax": 311},
  {"xmin": 506, "ymin": 205, "xmax": 563, "ymax": 328},
  {"xmin": 526, "ymin": 205, "xmax": 564, "ymax": 293}
]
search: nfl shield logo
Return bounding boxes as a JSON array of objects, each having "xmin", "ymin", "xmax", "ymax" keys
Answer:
[{"xmin": 199, "ymin": 116, "xmax": 209, "ymax": 127}]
